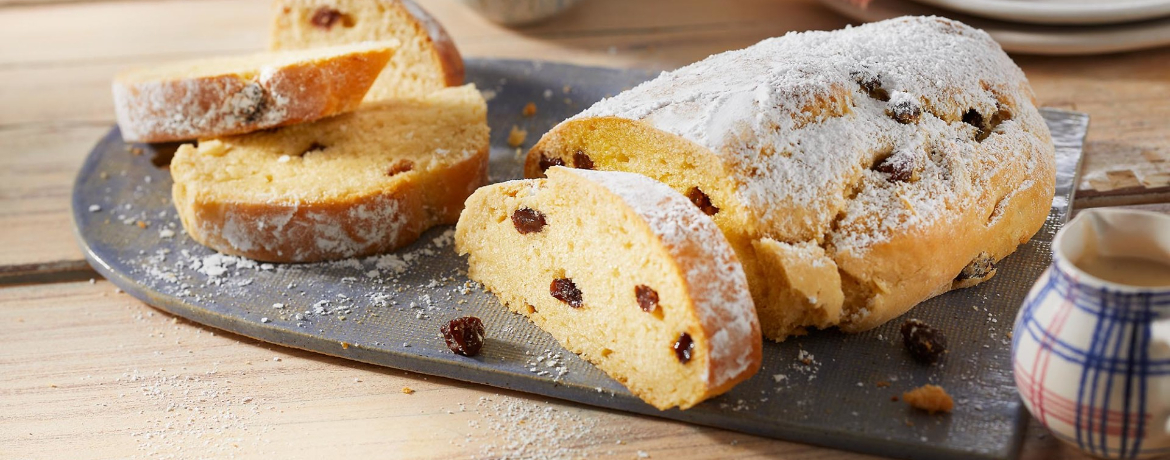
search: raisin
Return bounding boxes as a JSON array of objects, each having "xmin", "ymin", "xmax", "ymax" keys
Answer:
[
  {"xmin": 854, "ymin": 72, "xmax": 890, "ymax": 102},
  {"xmin": 888, "ymin": 99, "xmax": 921, "ymax": 124},
  {"xmin": 573, "ymin": 150, "xmax": 594, "ymax": 170},
  {"xmin": 387, "ymin": 159, "xmax": 414, "ymax": 176},
  {"xmin": 900, "ymin": 319, "xmax": 947, "ymax": 364},
  {"xmin": 441, "ymin": 316, "xmax": 485, "ymax": 357},
  {"xmin": 686, "ymin": 187, "xmax": 719, "ymax": 216},
  {"xmin": 301, "ymin": 142, "xmax": 327, "ymax": 156},
  {"xmin": 980, "ymin": 106, "xmax": 1012, "ymax": 142},
  {"xmin": 956, "ymin": 253, "xmax": 995, "ymax": 281},
  {"xmin": 511, "ymin": 208, "xmax": 546, "ymax": 234},
  {"xmin": 550, "ymin": 278, "xmax": 583, "ymax": 308},
  {"xmin": 635, "ymin": 285, "xmax": 659, "ymax": 313},
  {"xmin": 673, "ymin": 332, "xmax": 695, "ymax": 364},
  {"xmin": 538, "ymin": 153, "xmax": 565, "ymax": 173},
  {"xmin": 874, "ymin": 154, "xmax": 915, "ymax": 183},
  {"xmin": 236, "ymin": 82, "xmax": 269, "ymax": 123},
  {"xmin": 962, "ymin": 109, "xmax": 986, "ymax": 140},
  {"xmin": 310, "ymin": 7, "xmax": 344, "ymax": 29}
]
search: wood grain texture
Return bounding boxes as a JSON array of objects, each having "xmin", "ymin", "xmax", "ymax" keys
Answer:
[
  {"xmin": 0, "ymin": 280, "xmax": 884, "ymax": 459},
  {"xmin": 0, "ymin": 122, "xmax": 106, "ymax": 269},
  {"xmin": 1016, "ymin": 51, "xmax": 1170, "ymax": 203}
]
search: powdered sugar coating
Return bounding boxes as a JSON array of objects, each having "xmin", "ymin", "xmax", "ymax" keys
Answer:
[
  {"xmin": 574, "ymin": 16, "xmax": 1054, "ymax": 255},
  {"xmin": 561, "ymin": 168, "xmax": 758, "ymax": 388},
  {"xmin": 114, "ymin": 76, "xmax": 289, "ymax": 143},
  {"xmin": 192, "ymin": 194, "xmax": 410, "ymax": 262}
]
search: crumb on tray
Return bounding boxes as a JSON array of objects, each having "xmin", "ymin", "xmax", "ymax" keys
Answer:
[
  {"xmin": 903, "ymin": 384, "xmax": 953, "ymax": 414},
  {"xmin": 522, "ymin": 102, "xmax": 537, "ymax": 117},
  {"xmin": 507, "ymin": 125, "xmax": 528, "ymax": 148}
]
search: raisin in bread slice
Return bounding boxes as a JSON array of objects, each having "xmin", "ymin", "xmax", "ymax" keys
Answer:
[
  {"xmin": 113, "ymin": 41, "xmax": 396, "ymax": 143},
  {"xmin": 525, "ymin": 17, "xmax": 1056, "ymax": 340},
  {"xmin": 455, "ymin": 166, "xmax": 762, "ymax": 410},
  {"xmin": 171, "ymin": 84, "xmax": 488, "ymax": 263},
  {"xmin": 271, "ymin": 0, "xmax": 463, "ymax": 99}
]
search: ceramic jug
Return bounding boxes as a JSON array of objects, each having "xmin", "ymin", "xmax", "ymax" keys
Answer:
[{"xmin": 1013, "ymin": 208, "xmax": 1170, "ymax": 459}]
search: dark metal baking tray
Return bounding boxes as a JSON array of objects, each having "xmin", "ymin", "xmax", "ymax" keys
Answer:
[{"xmin": 72, "ymin": 58, "xmax": 1089, "ymax": 460}]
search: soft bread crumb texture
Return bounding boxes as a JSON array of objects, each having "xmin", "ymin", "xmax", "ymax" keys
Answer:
[
  {"xmin": 455, "ymin": 167, "xmax": 760, "ymax": 410},
  {"xmin": 171, "ymin": 85, "xmax": 488, "ymax": 262},
  {"xmin": 903, "ymin": 384, "xmax": 954, "ymax": 414},
  {"xmin": 270, "ymin": 0, "xmax": 464, "ymax": 100},
  {"xmin": 113, "ymin": 41, "xmax": 396, "ymax": 142},
  {"xmin": 525, "ymin": 16, "xmax": 1056, "ymax": 340}
]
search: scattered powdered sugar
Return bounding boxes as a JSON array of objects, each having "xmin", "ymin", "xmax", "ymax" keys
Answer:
[
  {"xmin": 562, "ymin": 168, "xmax": 757, "ymax": 388},
  {"xmin": 115, "ymin": 363, "xmax": 271, "ymax": 457},
  {"xmin": 464, "ymin": 395, "xmax": 601, "ymax": 458},
  {"xmin": 524, "ymin": 349, "xmax": 570, "ymax": 381}
]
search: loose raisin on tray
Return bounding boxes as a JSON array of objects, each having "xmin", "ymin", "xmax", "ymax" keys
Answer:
[
  {"xmin": 573, "ymin": 150, "xmax": 595, "ymax": 170},
  {"xmin": 673, "ymin": 332, "xmax": 695, "ymax": 364},
  {"xmin": 441, "ymin": 316, "xmax": 485, "ymax": 357},
  {"xmin": 900, "ymin": 319, "xmax": 947, "ymax": 365},
  {"xmin": 550, "ymin": 278, "xmax": 583, "ymax": 308},
  {"xmin": 511, "ymin": 208, "xmax": 546, "ymax": 234},
  {"xmin": 686, "ymin": 187, "xmax": 719, "ymax": 216},
  {"xmin": 538, "ymin": 153, "xmax": 565, "ymax": 173},
  {"xmin": 635, "ymin": 285, "xmax": 659, "ymax": 313}
]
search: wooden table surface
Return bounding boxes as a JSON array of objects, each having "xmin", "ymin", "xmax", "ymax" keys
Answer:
[{"xmin": 3, "ymin": 0, "xmax": 1168, "ymax": 458}]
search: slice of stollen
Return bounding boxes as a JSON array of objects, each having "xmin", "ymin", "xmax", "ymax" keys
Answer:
[
  {"xmin": 524, "ymin": 16, "xmax": 1055, "ymax": 340},
  {"xmin": 270, "ymin": 0, "xmax": 463, "ymax": 100},
  {"xmin": 113, "ymin": 40, "xmax": 397, "ymax": 143},
  {"xmin": 170, "ymin": 84, "xmax": 489, "ymax": 263},
  {"xmin": 455, "ymin": 166, "xmax": 762, "ymax": 410}
]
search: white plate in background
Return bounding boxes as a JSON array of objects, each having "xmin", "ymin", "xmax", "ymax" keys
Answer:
[
  {"xmin": 819, "ymin": 0, "xmax": 1170, "ymax": 55},
  {"xmin": 909, "ymin": 0, "xmax": 1170, "ymax": 26}
]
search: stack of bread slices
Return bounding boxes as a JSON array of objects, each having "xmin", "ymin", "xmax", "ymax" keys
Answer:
[{"xmin": 115, "ymin": 0, "xmax": 487, "ymax": 263}]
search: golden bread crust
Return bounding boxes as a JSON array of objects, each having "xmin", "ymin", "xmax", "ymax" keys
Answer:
[
  {"xmin": 269, "ymin": 0, "xmax": 464, "ymax": 98},
  {"xmin": 113, "ymin": 43, "xmax": 393, "ymax": 143},
  {"xmin": 174, "ymin": 150, "xmax": 486, "ymax": 262}
]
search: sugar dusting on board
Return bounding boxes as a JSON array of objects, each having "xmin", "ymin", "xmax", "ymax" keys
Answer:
[{"xmin": 134, "ymin": 227, "xmax": 465, "ymax": 331}]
